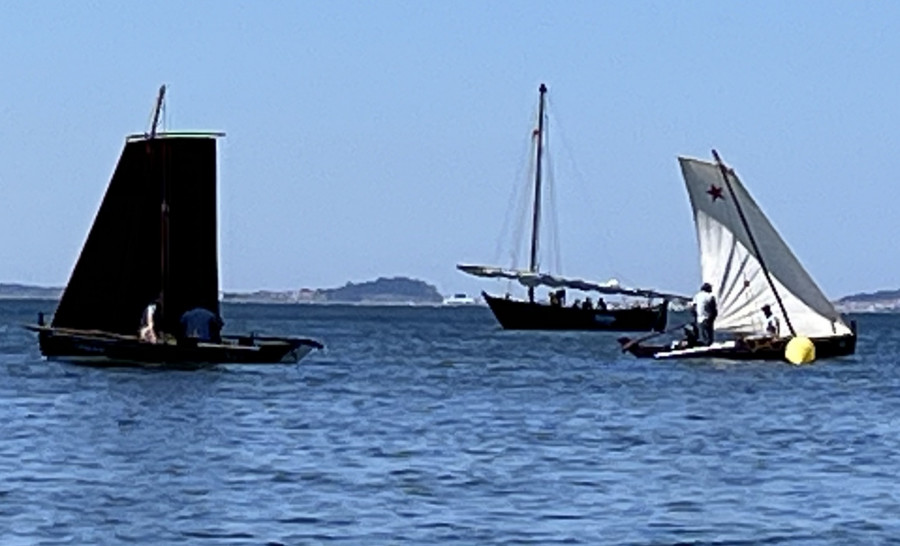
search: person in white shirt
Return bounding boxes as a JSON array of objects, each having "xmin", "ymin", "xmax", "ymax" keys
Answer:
[
  {"xmin": 762, "ymin": 304, "xmax": 780, "ymax": 338},
  {"xmin": 139, "ymin": 300, "xmax": 159, "ymax": 343},
  {"xmin": 691, "ymin": 283, "xmax": 717, "ymax": 346}
]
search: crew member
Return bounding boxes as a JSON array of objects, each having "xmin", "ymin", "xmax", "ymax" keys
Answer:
[
  {"xmin": 139, "ymin": 299, "xmax": 160, "ymax": 343},
  {"xmin": 691, "ymin": 282, "xmax": 717, "ymax": 346},
  {"xmin": 762, "ymin": 304, "xmax": 780, "ymax": 338},
  {"xmin": 179, "ymin": 307, "xmax": 224, "ymax": 344}
]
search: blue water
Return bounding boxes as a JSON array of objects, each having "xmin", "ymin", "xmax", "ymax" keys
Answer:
[{"xmin": 1, "ymin": 300, "xmax": 898, "ymax": 544}]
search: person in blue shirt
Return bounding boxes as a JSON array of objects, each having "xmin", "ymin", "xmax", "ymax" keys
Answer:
[{"xmin": 178, "ymin": 307, "xmax": 224, "ymax": 344}]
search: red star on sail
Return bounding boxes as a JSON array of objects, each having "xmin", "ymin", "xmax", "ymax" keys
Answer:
[{"xmin": 707, "ymin": 184, "xmax": 724, "ymax": 201}]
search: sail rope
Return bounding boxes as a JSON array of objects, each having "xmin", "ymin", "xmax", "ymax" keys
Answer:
[
  {"xmin": 513, "ymin": 137, "xmax": 537, "ymax": 269},
  {"xmin": 546, "ymin": 97, "xmax": 620, "ymax": 285},
  {"xmin": 490, "ymin": 95, "xmax": 569, "ymax": 281},
  {"xmin": 512, "ymin": 137, "xmax": 537, "ymax": 270},
  {"xmin": 492, "ymin": 123, "xmax": 538, "ymax": 276},
  {"xmin": 543, "ymin": 137, "xmax": 563, "ymax": 275}
]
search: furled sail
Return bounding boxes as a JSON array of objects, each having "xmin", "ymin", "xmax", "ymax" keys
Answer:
[
  {"xmin": 680, "ymin": 156, "xmax": 851, "ymax": 337},
  {"xmin": 457, "ymin": 264, "xmax": 689, "ymax": 302},
  {"xmin": 52, "ymin": 135, "xmax": 221, "ymax": 336}
]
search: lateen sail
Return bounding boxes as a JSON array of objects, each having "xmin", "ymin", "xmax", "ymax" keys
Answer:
[{"xmin": 680, "ymin": 156, "xmax": 851, "ymax": 338}]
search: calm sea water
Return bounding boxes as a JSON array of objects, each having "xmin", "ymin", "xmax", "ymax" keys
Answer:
[{"xmin": 1, "ymin": 299, "xmax": 898, "ymax": 544}]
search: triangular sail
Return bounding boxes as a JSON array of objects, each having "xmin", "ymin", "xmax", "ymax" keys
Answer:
[
  {"xmin": 679, "ymin": 156, "xmax": 851, "ymax": 337},
  {"xmin": 52, "ymin": 136, "xmax": 220, "ymax": 336}
]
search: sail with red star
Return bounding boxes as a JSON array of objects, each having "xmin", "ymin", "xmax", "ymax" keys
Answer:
[{"xmin": 679, "ymin": 156, "xmax": 852, "ymax": 338}]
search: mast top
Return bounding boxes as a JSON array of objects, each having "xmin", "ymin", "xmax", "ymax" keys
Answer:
[{"xmin": 149, "ymin": 84, "xmax": 166, "ymax": 139}]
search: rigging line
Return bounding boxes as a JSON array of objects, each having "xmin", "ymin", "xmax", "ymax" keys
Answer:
[
  {"xmin": 545, "ymin": 96, "xmax": 616, "ymax": 277},
  {"xmin": 509, "ymin": 140, "xmax": 537, "ymax": 270},
  {"xmin": 543, "ymin": 143, "xmax": 563, "ymax": 275},
  {"xmin": 493, "ymin": 123, "xmax": 537, "ymax": 268},
  {"xmin": 541, "ymin": 105, "xmax": 558, "ymax": 273}
]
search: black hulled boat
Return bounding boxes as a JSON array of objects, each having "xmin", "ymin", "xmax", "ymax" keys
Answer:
[
  {"xmin": 458, "ymin": 83, "xmax": 684, "ymax": 332},
  {"xmin": 27, "ymin": 86, "xmax": 322, "ymax": 369},
  {"xmin": 621, "ymin": 333, "xmax": 856, "ymax": 361},
  {"xmin": 482, "ymin": 291, "xmax": 668, "ymax": 332}
]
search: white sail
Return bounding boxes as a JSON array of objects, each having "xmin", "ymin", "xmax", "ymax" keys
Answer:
[
  {"xmin": 457, "ymin": 263, "xmax": 689, "ymax": 302},
  {"xmin": 679, "ymin": 156, "xmax": 851, "ymax": 338}
]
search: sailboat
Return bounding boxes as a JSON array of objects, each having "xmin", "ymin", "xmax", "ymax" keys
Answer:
[
  {"xmin": 458, "ymin": 83, "xmax": 683, "ymax": 332},
  {"xmin": 26, "ymin": 86, "xmax": 323, "ymax": 369},
  {"xmin": 620, "ymin": 150, "xmax": 857, "ymax": 361}
]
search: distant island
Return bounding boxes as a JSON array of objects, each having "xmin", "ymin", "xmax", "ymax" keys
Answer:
[
  {"xmin": 0, "ymin": 283, "xmax": 62, "ymax": 300},
  {"xmin": 5, "ymin": 279, "xmax": 900, "ymax": 311},
  {"xmin": 223, "ymin": 276, "xmax": 444, "ymax": 305},
  {"xmin": 0, "ymin": 277, "xmax": 444, "ymax": 305},
  {"xmin": 835, "ymin": 289, "xmax": 900, "ymax": 313}
]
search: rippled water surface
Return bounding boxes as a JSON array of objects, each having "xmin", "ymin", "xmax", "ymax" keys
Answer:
[{"xmin": 1, "ymin": 300, "xmax": 898, "ymax": 544}]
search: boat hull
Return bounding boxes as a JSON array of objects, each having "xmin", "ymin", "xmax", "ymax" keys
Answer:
[
  {"xmin": 483, "ymin": 292, "xmax": 667, "ymax": 332},
  {"xmin": 31, "ymin": 326, "xmax": 323, "ymax": 370},
  {"xmin": 619, "ymin": 333, "xmax": 857, "ymax": 362}
]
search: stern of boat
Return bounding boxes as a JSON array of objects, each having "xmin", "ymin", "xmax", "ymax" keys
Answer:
[{"xmin": 279, "ymin": 338, "xmax": 323, "ymax": 363}]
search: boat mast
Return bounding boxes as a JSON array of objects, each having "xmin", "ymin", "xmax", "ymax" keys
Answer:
[
  {"xmin": 711, "ymin": 149, "xmax": 796, "ymax": 337},
  {"xmin": 151, "ymin": 85, "xmax": 169, "ymax": 327},
  {"xmin": 527, "ymin": 83, "xmax": 547, "ymax": 302},
  {"xmin": 150, "ymin": 84, "xmax": 165, "ymax": 138}
]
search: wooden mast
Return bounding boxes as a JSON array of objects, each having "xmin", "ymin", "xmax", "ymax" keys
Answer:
[
  {"xmin": 711, "ymin": 149, "xmax": 796, "ymax": 337},
  {"xmin": 527, "ymin": 83, "xmax": 547, "ymax": 303},
  {"xmin": 150, "ymin": 84, "xmax": 165, "ymax": 138},
  {"xmin": 151, "ymin": 85, "xmax": 169, "ymax": 328}
]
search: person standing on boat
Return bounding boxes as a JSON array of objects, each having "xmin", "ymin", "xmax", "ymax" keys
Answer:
[
  {"xmin": 762, "ymin": 304, "xmax": 780, "ymax": 338},
  {"xmin": 691, "ymin": 283, "xmax": 717, "ymax": 346},
  {"xmin": 178, "ymin": 307, "xmax": 224, "ymax": 344},
  {"xmin": 139, "ymin": 299, "xmax": 160, "ymax": 343}
]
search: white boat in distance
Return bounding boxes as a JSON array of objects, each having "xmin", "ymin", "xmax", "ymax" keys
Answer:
[{"xmin": 443, "ymin": 293, "xmax": 479, "ymax": 306}]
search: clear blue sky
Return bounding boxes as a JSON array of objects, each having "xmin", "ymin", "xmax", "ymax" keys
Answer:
[{"xmin": 2, "ymin": 2, "xmax": 897, "ymax": 298}]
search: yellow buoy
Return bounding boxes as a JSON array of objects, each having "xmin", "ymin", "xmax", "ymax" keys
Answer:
[{"xmin": 785, "ymin": 336, "xmax": 815, "ymax": 365}]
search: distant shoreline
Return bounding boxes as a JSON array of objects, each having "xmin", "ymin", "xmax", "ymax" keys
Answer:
[
  {"xmin": 0, "ymin": 277, "xmax": 459, "ymax": 307},
  {"xmin": 2, "ymin": 281, "xmax": 898, "ymax": 312}
]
